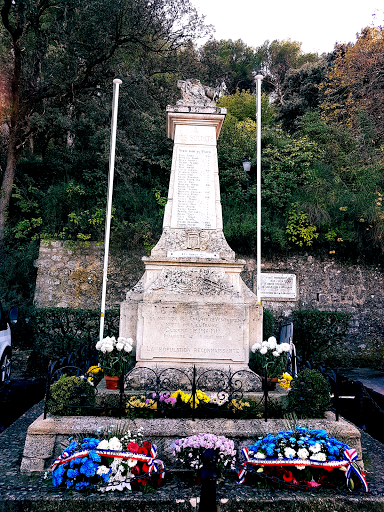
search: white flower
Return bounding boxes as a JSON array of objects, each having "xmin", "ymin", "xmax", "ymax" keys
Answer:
[
  {"xmin": 116, "ymin": 342, "xmax": 124, "ymax": 352},
  {"xmin": 260, "ymin": 347, "xmax": 268, "ymax": 355},
  {"xmin": 284, "ymin": 447, "xmax": 296, "ymax": 458},
  {"xmin": 251, "ymin": 342, "xmax": 261, "ymax": 352},
  {"xmin": 127, "ymin": 458, "xmax": 137, "ymax": 467},
  {"xmin": 124, "ymin": 344, "xmax": 133, "ymax": 353},
  {"xmin": 254, "ymin": 452, "xmax": 266, "ymax": 459},
  {"xmin": 310, "ymin": 452, "xmax": 326, "ymax": 462},
  {"xmin": 96, "ymin": 341, "xmax": 103, "ymax": 350},
  {"xmin": 108, "ymin": 437, "xmax": 122, "ymax": 451},
  {"xmin": 295, "ymin": 465, "xmax": 306, "ymax": 470},
  {"xmin": 272, "ymin": 351, "xmax": 280, "ymax": 357},
  {"xmin": 267, "ymin": 336, "xmax": 277, "ymax": 349},
  {"xmin": 297, "ymin": 448, "xmax": 309, "ymax": 460},
  {"xmin": 105, "ymin": 344, "xmax": 114, "ymax": 353},
  {"xmin": 309, "ymin": 443, "xmax": 321, "ymax": 453},
  {"xmin": 280, "ymin": 342, "xmax": 291, "ymax": 352},
  {"xmin": 101, "ymin": 346, "xmax": 107, "ymax": 354},
  {"xmin": 97, "ymin": 465, "xmax": 110, "ymax": 475}
]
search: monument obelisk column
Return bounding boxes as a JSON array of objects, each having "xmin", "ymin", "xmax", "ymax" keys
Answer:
[{"xmin": 120, "ymin": 79, "xmax": 262, "ymax": 369}]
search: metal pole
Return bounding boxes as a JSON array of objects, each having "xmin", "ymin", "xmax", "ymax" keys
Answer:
[
  {"xmin": 99, "ymin": 78, "xmax": 122, "ymax": 343},
  {"xmin": 255, "ymin": 74, "xmax": 263, "ymax": 305}
]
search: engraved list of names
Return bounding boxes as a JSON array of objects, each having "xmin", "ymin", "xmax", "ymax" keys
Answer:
[{"xmin": 171, "ymin": 146, "xmax": 216, "ymax": 229}]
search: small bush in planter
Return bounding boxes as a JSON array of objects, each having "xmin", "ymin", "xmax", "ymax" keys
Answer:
[
  {"xmin": 48, "ymin": 374, "xmax": 96, "ymax": 416},
  {"xmin": 287, "ymin": 368, "xmax": 330, "ymax": 418}
]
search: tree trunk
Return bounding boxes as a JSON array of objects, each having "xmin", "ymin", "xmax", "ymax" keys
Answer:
[
  {"xmin": 0, "ymin": 4, "xmax": 22, "ymax": 257},
  {"xmin": 0, "ymin": 131, "xmax": 17, "ymax": 255}
]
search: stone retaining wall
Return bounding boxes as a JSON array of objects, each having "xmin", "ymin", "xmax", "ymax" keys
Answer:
[{"xmin": 34, "ymin": 241, "xmax": 144, "ymax": 309}]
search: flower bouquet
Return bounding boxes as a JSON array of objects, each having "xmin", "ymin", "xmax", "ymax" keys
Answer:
[
  {"xmin": 251, "ymin": 337, "xmax": 290, "ymax": 389},
  {"xmin": 238, "ymin": 426, "xmax": 368, "ymax": 491},
  {"xmin": 172, "ymin": 433, "xmax": 236, "ymax": 474},
  {"xmin": 95, "ymin": 336, "xmax": 133, "ymax": 385},
  {"xmin": 49, "ymin": 426, "xmax": 165, "ymax": 492}
]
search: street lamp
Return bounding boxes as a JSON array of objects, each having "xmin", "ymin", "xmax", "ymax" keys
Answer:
[
  {"xmin": 242, "ymin": 158, "xmax": 251, "ymax": 201},
  {"xmin": 254, "ymin": 73, "xmax": 263, "ymax": 305}
]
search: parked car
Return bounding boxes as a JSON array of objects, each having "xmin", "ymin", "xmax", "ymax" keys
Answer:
[{"xmin": 0, "ymin": 302, "xmax": 18, "ymax": 386}]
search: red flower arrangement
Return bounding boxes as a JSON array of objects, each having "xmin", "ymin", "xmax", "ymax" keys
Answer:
[{"xmin": 124, "ymin": 439, "xmax": 165, "ymax": 490}]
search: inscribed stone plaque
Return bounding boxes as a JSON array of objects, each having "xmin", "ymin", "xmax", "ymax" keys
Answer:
[
  {"xmin": 167, "ymin": 250, "xmax": 219, "ymax": 259},
  {"xmin": 170, "ymin": 146, "xmax": 216, "ymax": 229},
  {"xmin": 260, "ymin": 273, "xmax": 297, "ymax": 299},
  {"xmin": 138, "ymin": 303, "xmax": 245, "ymax": 362}
]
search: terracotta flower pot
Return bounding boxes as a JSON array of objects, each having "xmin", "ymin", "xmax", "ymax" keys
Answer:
[
  {"xmin": 261, "ymin": 377, "xmax": 279, "ymax": 391},
  {"xmin": 104, "ymin": 375, "xmax": 119, "ymax": 390}
]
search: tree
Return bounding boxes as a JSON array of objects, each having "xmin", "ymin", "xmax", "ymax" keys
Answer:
[
  {"xmin": 257, "ymin": 39, "xmax": 319, "ymax": 104},
  {"xmin": 319, "ymin": 27, "xmax": 384, "ymax": 145},
  {"xmin": 278, "ymin": 60, "xmax": 328, "ymax": 133},
  {"xmin": 198, "ymin": 39, "xmax": 261, "ymax": 93},
  {"xmin": 0, "ymin": 0, "xmax": 209, "ymax": 254}
]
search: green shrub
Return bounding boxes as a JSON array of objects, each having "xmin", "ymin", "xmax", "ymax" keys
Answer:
[
  {"xmin": 287, "ymin": 368, "xmax": 331, "ymax": 418},
  {"xmin": 292, "ymin": 310, "xmax": 351, "ymax": 362},
  {"xmin": 48, "ymin": 374, "xmax": 96, "ymax": 416},
  {"xmin": 33, "ymin": 308, "xmax": 120, "ymax": 359},
  {"xmin": 263, "ymin": 308, "xmax": 274, "ymax": 339}
]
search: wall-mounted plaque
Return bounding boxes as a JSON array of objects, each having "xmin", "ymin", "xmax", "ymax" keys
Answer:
[{"xmin": 260, "ymin": 273, "xmax": 297, "ymax": 299}]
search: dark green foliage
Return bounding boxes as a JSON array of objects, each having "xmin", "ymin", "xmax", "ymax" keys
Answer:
[
  {"xmin": 287, "ymin": 368, "xmax": 331, "ymax": 418},
  {"xmin": 48, "ymin": 375, "xmax": 96, "ymax": 416},
  {"xmin": 263, "ymin": 308, "xmax": 274, "ymax": 340},
  {"xmin": 198, "ymin": 39, "xmax": 262, "ymax": 94},
  {"xmin": 292, "ymin": 310, "xmax": 351, "ymax": 362},
  {"xmin": 33, "ymin": 308, "xmax": 120, "ymax": 359},
  {"xmin": 278, "ymin": 61, "xmax": 328, "ymax": 133}
]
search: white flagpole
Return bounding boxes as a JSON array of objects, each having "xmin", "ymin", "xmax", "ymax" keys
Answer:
[
  {"xmin": 255, "ymin": 74, "xmax": 263, "ymax": 305},
  {"xmin": 99, "ymin": 78, "xmax": 122, "ymax": 343}
]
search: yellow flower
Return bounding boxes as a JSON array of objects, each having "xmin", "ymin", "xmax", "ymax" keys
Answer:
[
  {"xmin": 278, "ymin": 372, "xmax": 293, "ymax": 389},
  {"xmin": 171, "ymin": 389, "xmax": 210, "ymax": 408},
  {"xmin": 126, "ymin": 396, "xmax": 157, "ymax": 410},
  {"xmin": 87, "ymin": 365, "xmax": 102, "ymax": 374}
]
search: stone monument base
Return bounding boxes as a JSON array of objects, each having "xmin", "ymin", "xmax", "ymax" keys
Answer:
[{"xmin": 120, "ymin": 256, "xmax": 262, "ymax": 370}]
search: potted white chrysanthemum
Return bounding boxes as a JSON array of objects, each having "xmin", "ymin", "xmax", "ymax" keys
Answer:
[
  {"xmin": 95, "ymin": 336, "xmax": 134, "ymax": 389},
  {"xmin": 251, "ymin": 336, "xmax": 290, "ymax": 390}
]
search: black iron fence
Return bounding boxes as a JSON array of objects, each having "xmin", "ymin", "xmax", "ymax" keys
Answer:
[{"xmin": 43, "ymin": 345, "xmax": 343, "ymax": 421}]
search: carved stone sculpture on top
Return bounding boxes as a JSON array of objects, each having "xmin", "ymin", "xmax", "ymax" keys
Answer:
[{"xmin": 177, "ymin": 79, "xmax": 219, "ymax": 107}]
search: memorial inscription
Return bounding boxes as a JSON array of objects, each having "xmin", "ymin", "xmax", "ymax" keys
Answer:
[
  {"xmin": 260, "ymin": 273, "xmax": 297, "ymax": 299},
  {"xmin": 139, "ymin": 303, "xmax": 245, "ymax": 362},
  {"xmin": 171, "ymin": 147, "xmax": 216, "ymax": 229}
]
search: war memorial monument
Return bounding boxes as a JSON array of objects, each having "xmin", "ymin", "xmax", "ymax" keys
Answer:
[{"xmin": 120, "ymin": 79, "xmax": 263, "ymax": 369}]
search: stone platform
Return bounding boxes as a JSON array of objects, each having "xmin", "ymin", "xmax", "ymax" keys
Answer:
[
  {"xmin": 1, "ymin": 401, "xmax": 384, "ymax": 512},
  {"xmin": 20, "ymin": 410, "xmax": 363, "ymax": 474}
]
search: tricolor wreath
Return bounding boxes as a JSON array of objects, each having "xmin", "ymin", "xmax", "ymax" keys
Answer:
[
  {"xmin": 50, "ymin": 436, "xmax": 165, "ymax": 491},
  {"xmin": 238, "ymin": 427, "xmax": 368, "ymax": 491}
]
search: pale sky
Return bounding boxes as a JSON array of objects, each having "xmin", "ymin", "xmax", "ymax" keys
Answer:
[{"xmin": 191, "ymin": 0, "xmax": 383, "ymax": 54}]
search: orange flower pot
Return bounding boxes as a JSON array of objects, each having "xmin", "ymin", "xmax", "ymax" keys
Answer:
[{"xmin": 104, "ymin": 375, "xmax": 119, "ymax": 390}]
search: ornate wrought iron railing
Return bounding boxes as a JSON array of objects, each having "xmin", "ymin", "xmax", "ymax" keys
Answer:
[{"xmin": 44, "ymin": 344, "xmax": 342, "ymax": 421}]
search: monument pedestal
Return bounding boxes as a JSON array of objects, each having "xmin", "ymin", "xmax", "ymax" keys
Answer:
[
  {"xmin": 119, "ymin": 80, "xmax": 262, "ymax": 370},
  {"xmin": 120, "ymin": 256, "xmax": 262, "ymax": 368}
]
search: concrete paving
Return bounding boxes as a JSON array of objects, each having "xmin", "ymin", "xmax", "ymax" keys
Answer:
[{"xmin": 345, "ymin": 368, "xmax": 384, "ymax": 396}]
